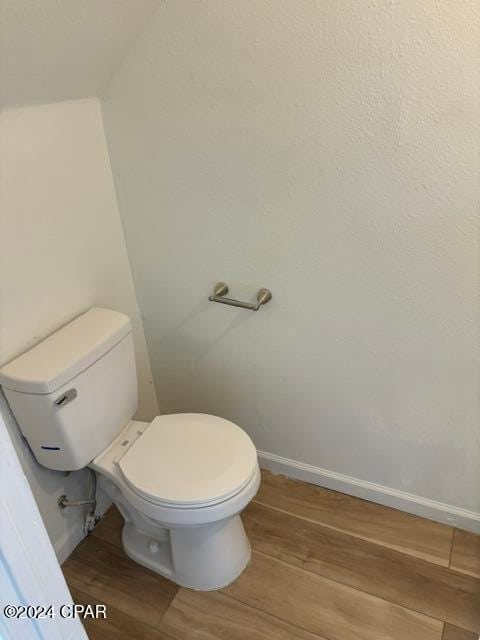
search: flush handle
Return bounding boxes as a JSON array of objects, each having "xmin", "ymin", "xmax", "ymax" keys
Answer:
[{"xmin": 54, "ymin": 388, "xmax": 77, "ymax": 407}]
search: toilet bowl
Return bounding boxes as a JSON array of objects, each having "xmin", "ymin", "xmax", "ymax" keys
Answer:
[
  {"xmin": 0, "ymin": 308, "xmax": 260, "ymax": 590},
  {"xmin": 91, "ymin": 414, "xmax": 260, "ymax": 589}
]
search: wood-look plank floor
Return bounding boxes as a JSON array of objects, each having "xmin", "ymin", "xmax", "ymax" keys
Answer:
[
  {"xmin": 450, "ymin": 529, "xmax": 480, "ymax": 580},
  {"xmin": 62, "ymin": 470, "xmax": 480, "ymax": 640},
  {"xmin": 160, "ymin": 589, "xmax": 326, "ymax": 640},
  {"xmin": 255, "ymin": 471, "xmax": 453, "ymax": 565},
  {"xmin": 243, "ymin": 502, "xmax": 480, "ymax": 632},
  {"xmin": 442, "ymin": 624, "xmax": 479, "ymax": 640},
  {"xmin": 63, "ymin": 534, "xmax": 178, "ymax": 627}
]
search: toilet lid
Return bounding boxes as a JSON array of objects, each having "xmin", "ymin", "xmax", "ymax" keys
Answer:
[{"xmin": 118, "ymin": 413, "xmax": 258, "ymax": 507}]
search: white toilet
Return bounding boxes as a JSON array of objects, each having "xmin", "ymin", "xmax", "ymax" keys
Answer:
[{"xmin": 0, "ymin": 308, "xmax": 260, "ymax": 590}]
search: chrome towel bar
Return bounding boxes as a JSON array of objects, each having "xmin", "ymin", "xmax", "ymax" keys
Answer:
[{"xmin": 208, "ymin": 282, "xmax": 272, "ymax": 311}]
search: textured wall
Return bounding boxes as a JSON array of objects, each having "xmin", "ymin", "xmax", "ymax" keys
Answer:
[
  {"xmin": 102, "ymin": 1, "xmax": 480, "ymax": 512},
  {"xmin": 0, "ymin": 98, "xmax": 159, "ymax": 559}
]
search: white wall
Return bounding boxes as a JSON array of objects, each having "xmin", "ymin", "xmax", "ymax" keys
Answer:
[
  {"xmin": 0, "ymin": 0, "xmax": 159, "ymax": 108},
  {"xmin": 102, "ymin": 1, "xmax": 480, "ymax": 522},
  {"xmin": 0, "ymin": 97, "xmax": 159, "ymax": 560}
]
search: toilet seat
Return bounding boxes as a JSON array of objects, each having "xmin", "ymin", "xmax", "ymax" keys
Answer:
[{"xmin": 118, "ymin": 413, "xmax": 258, "ymax": 509}]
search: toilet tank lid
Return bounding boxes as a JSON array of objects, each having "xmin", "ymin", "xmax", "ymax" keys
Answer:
[{"xmin": 0, "ymin": 308, "xmax": 132, "ymax": 395}]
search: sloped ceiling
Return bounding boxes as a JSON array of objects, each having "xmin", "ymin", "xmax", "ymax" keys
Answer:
[{"xmin": 0, "ymin": 0, "xmax": 159, "ymax": 109}]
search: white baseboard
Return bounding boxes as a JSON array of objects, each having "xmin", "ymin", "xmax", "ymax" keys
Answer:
[{"xmin": 258, "ymin": 450, "xmax": 480, "ymax": 534}]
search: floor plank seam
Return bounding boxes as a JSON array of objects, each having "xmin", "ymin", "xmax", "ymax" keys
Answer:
[
  {"xmin": 70, "ymin": 585, "xmax": 175, "ymax": 637},
  {"xmin": 248, "ymin": 548, "xmax": 462, "ymax": 632},
  {"xmin": 448, "ymin": 529, "xmax": 455, "ymax": 569},
  {"xmin": 252, "ymin": 498, "xmax": 450, "ymax": 567},
  {"xmin": 218, "ymin": 588, "xmax": 333, "ymax": 640},
  {"xmin": 65, "ymin": 538, "xmax": 180, "ymax": 631},
  {"xmin": 155, "ymin": 592, "xmax": 181, "ymax": 635}
]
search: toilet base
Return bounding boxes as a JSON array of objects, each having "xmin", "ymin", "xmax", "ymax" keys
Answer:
[
  {"xmin": 121, "ymin": 514, "xmax": 251, "ymax": 590},
  {"xmin": 93, "ymin": 468, "xmax": 258, "ymax": 591}
]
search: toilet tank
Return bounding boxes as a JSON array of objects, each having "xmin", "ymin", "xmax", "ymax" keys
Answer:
[{"xmin": 0, "ymin": 308, "xmax": 138, "ymax": 471}]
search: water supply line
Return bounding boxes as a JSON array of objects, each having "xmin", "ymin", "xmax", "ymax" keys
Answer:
[{"xmin": 58, "ymin": 468, "xmax": 100, "ymax": 535}]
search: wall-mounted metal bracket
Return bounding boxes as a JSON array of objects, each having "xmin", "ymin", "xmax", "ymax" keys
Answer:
[{"xmin": 208, "ymin": 282, "xmax": 272, "ymax": 311}]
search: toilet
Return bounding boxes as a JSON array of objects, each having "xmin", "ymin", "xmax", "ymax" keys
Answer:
[{"xmin": 0, "ymin": 308, "xmax": 260, "ymax": 590}]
